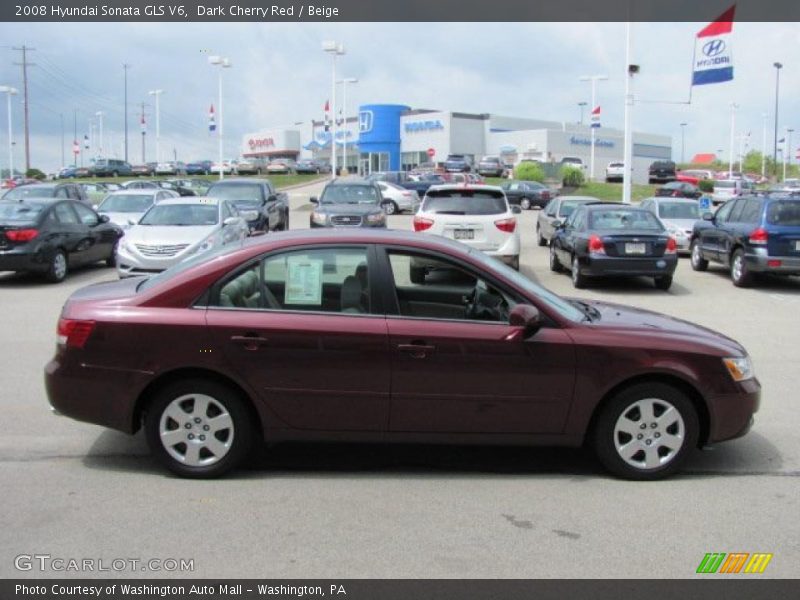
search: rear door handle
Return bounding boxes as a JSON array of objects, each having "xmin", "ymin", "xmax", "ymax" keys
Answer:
[
  {"xmin": 230, "ymin": 335, "xmax": 269, "ymax": 351},
  {"xmin": 397, "ymin": 343, "xmax": 436, "ymax": 359}
]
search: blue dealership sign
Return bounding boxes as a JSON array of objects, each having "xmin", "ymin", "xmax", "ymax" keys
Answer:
[{"xmin": 570, "ymin": 135, "xmax": 614, "ymax": 148}]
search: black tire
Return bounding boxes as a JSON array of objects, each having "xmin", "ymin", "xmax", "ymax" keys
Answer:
[
  {"xmin": 690, "ymin": 239, "xmax": 708, "ymax": 271},
  {"xmin": 730, "ymin": 248, "xmax": 753, "ymax": 287},
  {"xmin": 410, "ymin": 264, "xmax": 426, "ymax": 284},
  {"xmin": 592, "ymin": 382, "xmax": 700, "ymax": 480},
  {"xmin": 383, "ymin": 200, "xmax": 398, "ymax": 215},
  {"xmin": 509, "ymin": 256, "xmax": 520, "ymax": 271},
  {"xmin": 549, "ymin": 243, "xmax": 563, "ymax": 273},
  {"xmin": 112, "ymin": 171, "xmax": 119, "ymax": 178},
  {"xmin": 145, "ymin": 378, "xmax": 257, "ymax": 478},
  {"xmin": 520, "ymin": 197, "xmax": 532, "ymax": 210},
  {"xmin": 571, "ymin": 255, "xmax": 587, "ymax": 289},
  {"xmin": 537, "ymin": 224, "xmax": 547, "ymax": 247},
  {"xmin": 44, "ymin": 249, "xmax": 68, "ymax": 283},
  {"xmin": 105, "ymin": 242, "xmax": 118, "ymax": 268},
  {"xmin": 654, "ymin": 275, "xmax": 673, "ymax": 291}
]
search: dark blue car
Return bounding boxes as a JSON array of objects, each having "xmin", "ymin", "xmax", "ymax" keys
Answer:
[
  {"xmin": 690, "ymin": 193, "xmax": 800, "ymax": 286},
  {"xmin": 185, "ymin": 160, "xmax": 213, "ymax": 175}
]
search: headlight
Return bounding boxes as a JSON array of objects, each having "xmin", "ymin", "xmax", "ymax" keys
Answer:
[
  {"xmin": 311, "ymin": 211, "xmax": 327, "ymax": 226},
  {"xmin": 722, "ymin": 356, "xmax": 754, "ymax": 382},
  {"xmin": 366, "ymin": 212, "xmax": 386, "ymax": 224}
]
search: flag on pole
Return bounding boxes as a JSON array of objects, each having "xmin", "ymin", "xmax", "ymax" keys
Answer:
[
  {"xmin": 208, "ymin": 104, "xmax": 216, "ymax": 133},
  {"xmin": 83, "ymin": 134, "xmax": 89, "ymax": 149},
  {"xmin": 590, "ymin": 106, "xmax": 601, "ymax": 128},
  {"xmin": 778, "ymin": 138, "xmax": 785, "ymax": 144},
  {"xmin": 72, "ymin": 140, "xmax": 80, "ymax": 156},
  {"xmin": 141, "ymin": 114, "xmax": 146, "ymax": 135},
  {"xmin": 324, "ymin": 99, "xmax": 330, "ymax": 132},
  {"xmin": 692, "ymin": 5, "xmax": 736, "ymax": 86}
]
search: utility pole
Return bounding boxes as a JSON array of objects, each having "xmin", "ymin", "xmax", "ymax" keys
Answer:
[
  {"xmin": 12, "ymin": 45, "xmax": 34, "ymax": 172},
  {"xmin": 60, "ymin": 113, "xmax": 65, "ymax": 167},
  {"xmin": 123, "ymin": 64, "xmax": 131, "ymax": 162}
]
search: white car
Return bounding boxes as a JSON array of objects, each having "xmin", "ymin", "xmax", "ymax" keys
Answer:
[
  {"xmin": 605, "ymin": 161, "xmax": 624, "ymax": 182},
  {"xmin": 639, "ymin": 196, "xmax": 702, "ymax": 254},
  {"xmin": 376, "ymin": 181, "xmax": 420, "ymax": 215},
  {"xmin": 413, "ymin": 184, "xmax": 521, "ymax": 271},
  {"xmin": 96, "ymin": 189, "xmax": 179, "ymax": 229},
  {"xmin": 211, "ymin": 160, "xmax": 235, "ymax": 175},
  {"xmin": 712, "ymin": 179, "xmax": 744, "ymax": 206},
  {"xmin": 116, "ymin": 196, "xmax": 249, "ymax": 278}
]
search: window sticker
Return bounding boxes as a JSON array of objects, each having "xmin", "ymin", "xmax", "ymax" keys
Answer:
[{"xmin": 285, "ymin": 256, "xmax": 323, "ymax": 305}]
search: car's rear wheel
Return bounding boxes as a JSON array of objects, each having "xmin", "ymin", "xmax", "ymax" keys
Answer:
[
  {"xmin": 571, "ymin": 255, "xmax": 587, "ymax": 288},
  {"xmin": 45, "ymin": 249, "xmax": 68, "ymax": 283},
  {"xmin": 549, "ymin": 243, "xmax": 563, "ymax": 272},
  {"xmin": 520, "ymin": 197, "xmax": 531, "ymax": 210},
  {"xmin": 730, "ymin": 249, "xmax": 753, "ymax": 287},
  {"xmin": 592, "ymin": 382, "xmax": 699, "ymax": 480},
  {"xmin": 690, "ymin": 240, "xmax": 708, "ymax": 271},
  {"xmin": 654, "ymin": 275, "xmax": 673, "ymax": 291},
  {"xmin": 537, "ymin": 224, "xmax": 547, "ymax": 247},
  {"xmin": 145, "ymin": 379, "xmax": 256, "ymax": 478},
  {"xmin": 383, "ymin": 200, "xmax": 398, "ymax": 215}
]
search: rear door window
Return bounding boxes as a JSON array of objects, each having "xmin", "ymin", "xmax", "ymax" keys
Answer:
[
  {"xmin": 53, "ymin": 202, "xmax": 79, "ymax": 224},
  {"xmin": 737, "ymin": 199, "xmax": 762, "ymax": 225}
]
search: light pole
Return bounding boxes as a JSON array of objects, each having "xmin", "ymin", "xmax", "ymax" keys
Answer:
[
  {"xmin": 337, "ymin": 77, "xmax": 357, "ymax": 174},
  {"xmin": 761, "ymin": 112, "xmax": 768, "ymax": 177},
  {"xmin": 579, "ymin": 74, "xmax": 608, "ymax": 181},
  {"xmin": 148, "ymin": 89, "xmax": 163, "ymax": 166},
  {"xmin": 95, "ymin": 111, "xmax": 104, "ymax": 158},
  {"xmin": 773, "ymin": 62, "xmax": 782, "ymax": 178},
  {"xmin": 577, "ymin": 101, "xmax": 587, "ymax": 125},
  {"xmin": 728, "ymin": 102, "xmax": 738, "ymax": 177},
  {"xmin": 123, "ymin": 64, "xmax": 131, "ymax": 162},
  {"xmin": 0, "ymin": 86, "xmax": 18, "ymax": 179},
  {"xmin": 208, "ymin": 55, "xmax": 232, "ymax": 180},
  {"xmin": 679, "ymin": 122, "xmax": 687, "ymax": 164},
  {"xmin": 784, "ymin": 128, "xmax": 793, "ymax": 181},
  {"xmin": 621, "ymin": 22, "xmax": 635, "ymax": 204},
  {"xmin": 323, "ymin": 41, "xmax": 345, "ymax": 179}
]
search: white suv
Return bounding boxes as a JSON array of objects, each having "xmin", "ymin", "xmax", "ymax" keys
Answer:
[
  {"xmin": 605, "ymin": 161, "xmax": 625, "ymax": 182},
  {"xmin": 413, "ymin": 184, "xmax": 521, "ymax": 271}
]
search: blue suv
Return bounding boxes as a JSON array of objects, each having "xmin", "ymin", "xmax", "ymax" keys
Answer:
[{"xmin": 690, "ymin": 193, "xmax": 800, "ymax": 286}]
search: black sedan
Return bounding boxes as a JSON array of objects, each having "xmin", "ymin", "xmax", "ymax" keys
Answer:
[
  {"xmin": 656, "ymin": 181, "xmax": 702, "ymax": 199},
  {"xmin": 549, "ymin": 203, "xmax": 678, "ymax": 290},
  {"xmin": 500, "ymin": 180, "xmax": 553, "ymax": 210},
  {"xmin": 0, "ymin": 199, "xmax": 122, "ymax": 282}
]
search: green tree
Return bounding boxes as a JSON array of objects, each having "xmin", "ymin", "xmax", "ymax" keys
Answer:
[
  {"xmin": 513, "ymin": 162, "xmax": 545, "ymax": 182},
  {"xmin": 25, "ymin": 168, "xmax": 46, "ymax": 180},
  {"xmin": 560, "ymin": 165, "xmax": 585, "ymax": 187}
]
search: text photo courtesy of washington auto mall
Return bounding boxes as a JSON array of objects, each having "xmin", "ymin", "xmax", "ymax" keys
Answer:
[{"xmin": 0, "ymin": 0, "xmax": 799, "ymax": 597}]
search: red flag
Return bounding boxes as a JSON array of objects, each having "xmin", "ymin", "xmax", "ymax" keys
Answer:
[
  {"xmin": 697, "ymin": 5, "xmax": 736, "ymax": 38},
  {"xmin": 324, "ymin": 100, "xmax": 329, "ymax": 113}
]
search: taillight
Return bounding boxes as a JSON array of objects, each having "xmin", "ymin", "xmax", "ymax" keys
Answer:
[
  {"xmin": 672, "ymin": 191, "xmax": 680, "ymax": 197},
  {"xmin": 413, "ymin": 216, "xmax": 434, "ymax": 231},
  {"xmin": 57, "ymin": 319, "xmax": 96, "ymax": 348},
  {"xmin": 665, "ymin": 237, "xmax": 677, "ymax": 254},
  {"xmin": 542, "ymin": 191, "xmax": 550, "ymax": 199},
  {"xmin": 588, "ymin": 235, "xmax": 605, "ymax": 254},
  {"xmin": 749, "ymin": 228, "xmax": 768, "ymax": 245},
  {"xmin": 6, "ymin": 228, "xmax": 39, "ymax": 242},
  {"xmin": 494, "ymin": 218, "xmax": 516, "ymax": 233}
]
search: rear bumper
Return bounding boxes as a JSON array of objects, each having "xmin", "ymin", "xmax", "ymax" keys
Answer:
[
  {"xmin": 0, "ymin": 249, "xmax": 48, "ymax": 273},
  {"xmin": 580, "ymin": 254, "xmax": 678, "ymax": 278},
  {"xmin": 745, "ymin": 252, "xmax": 800, "ymax": 275}
]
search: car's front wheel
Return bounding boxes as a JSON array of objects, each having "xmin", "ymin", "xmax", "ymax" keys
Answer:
[
  {"xmin": 145, "ymin": 379, "xmax": 257, "ymax": 478},
  {"xmin": 549, "ymin": 243, "xmax": 563, "ymax": 272},
  {"xmin": 382, "ymin": 200, "xmax": 398, "ymax": 215},
  {"xmin": 592, "ymin": 382, "xmax": 699, "ymax": 480},
  {"xmin": 520, "ymin": 197, "xmax": 531, "ymax": 210},
  {"xmin": 537, "ymin": 224, "xmax": 547, "ymax": 247}
]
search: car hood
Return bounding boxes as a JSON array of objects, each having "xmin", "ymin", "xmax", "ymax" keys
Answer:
[
  {"xmin": 662, "ymin": 218, "xmax": 698, "ymax": 231},
  {"xmin": 579, "ymin": 299, "xmax": 746, "ymax": 357},
  {"xmin": 123, "ymin": 224, "xmax": 217, "ymax": 245},
  {"xmin": 315, "ymin": 203, "xmax": 383, "ymax": 215},
  {"xmin": 99, "ymin": 211, "xmax": 146, "ymax": 227}
]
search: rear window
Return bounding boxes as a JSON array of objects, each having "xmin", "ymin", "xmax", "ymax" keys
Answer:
[
  {"xmin": 98, "ymin": 194, "xmax": 155, "ymax": 213},
  {"xmin": 657, "ymin": 202, "xmax": 700, "ymax": 220},
  {"xmin": 208, "ymin": 183, "xmax": 263, "ymax": 202},
  {"xmin": 766, "ymin": 200, "xmax": 800, "ymax": 226},
  {"xmin": 139, "ymin": 203, "xmax": 219, "ymax": 226},
  {"xmin": 423, "ymin": 191, "xmax": 507, "ymax": 215},
  {"xmin": 714, "ymin": 181, "xmax": 736, "ymax": 189},
  {"xmin": 589, "ymin": 209, "xmax": 663, "ymax": 231},
  {"xmin": 0, "ymin": 202, "xmax": 45, "ymax": 221},
  {"xmin": 2, "ymin": 186, "xmax": 55, "ymax": 201}
]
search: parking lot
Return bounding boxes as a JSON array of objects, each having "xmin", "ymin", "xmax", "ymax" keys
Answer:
[{"xmin": 1, "ymin": 179, "xmax": 799, "ymax": 578}]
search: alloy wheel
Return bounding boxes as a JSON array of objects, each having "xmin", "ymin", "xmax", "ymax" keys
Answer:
[
  {"xmin": 613, "ymin": 398, "xmax": 686, "ymax": 471},
  {"xmin": 158, "ymin": 393, "xmax": 234, "ymax": 467}
]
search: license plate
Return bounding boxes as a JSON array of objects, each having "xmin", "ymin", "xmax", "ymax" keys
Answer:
[
  {"xmin": 795, "ymin": 241, "xmax": 800, "ymax": 251},
  {"xmin": 454, "ymin": 229, "xmax": 474, "ymax": 240},
  {"xmin": 625, "ymin": 243, "xmax": 646, "ymax": 254}
]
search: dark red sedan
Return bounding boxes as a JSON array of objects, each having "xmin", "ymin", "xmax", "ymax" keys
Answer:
[{"xmin": 45, "ymin": 229, "xmax": 760, "ymax": 480}]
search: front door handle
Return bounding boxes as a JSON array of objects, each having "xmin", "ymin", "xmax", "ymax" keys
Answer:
[
  {"xmin": 397, "ymin": 343, "xmax": 436, "ymax": 359},
  {"xmin": 230, "ymin": 335, "xmax": 269, "ymax": 351}
]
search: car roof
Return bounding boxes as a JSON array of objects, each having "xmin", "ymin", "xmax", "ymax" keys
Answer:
[
  {"xmin": 106, "ymin": 189, "xmax": 160, "ymax": 196},
  {"xmin": 558, "ymin": 196, "xmax": 601, "ymax": 202},
  {"xmin": 208, "ymin": 178, "xmax": 268, "ymax": 185},
  {"xmin": 325, "ymin": 177, "xmax": 375, "ymax": 186},
  {"xmin": 19, "ymin": 183, "xmax": 57, "ymax": 189},
  {"xmin": 427, "ymin": 183, "xmax": 504, "ymax": 193},
  {"xmin": 156, "ymin": 196, "xmax": 221, "ymax": 206},
  {"xmin": 645, "ymin": 196, "xmax": 698, "ymax": 203},
  {"xmin": 583, "ymin": 202, "xmax": 646, "ymax": 210}
]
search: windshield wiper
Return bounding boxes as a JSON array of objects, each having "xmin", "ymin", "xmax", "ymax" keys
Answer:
[{"xmin": 571, "ymin": 300, "xmax": 601, "ymax": 322}]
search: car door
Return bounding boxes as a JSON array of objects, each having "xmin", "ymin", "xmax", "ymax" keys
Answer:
[
  {"xmin": 262, "ymin": 183, "xmax": 281, "ymax": 230},
  {"xmin": 51, "ymin": 202, "xmax": 91, "ymax": 266},
  {"xmin": 540, "ymin": 199, "xmax": 559, "ymax": 240},
  {"xmin": 204, "ymin": 244, "xmax": 391, "ymax": 432},
  {"xmin": 701, "ymin": 199, "xmax": 737, "ymax": 262},
  {"xmin": 715, "ymin": 199, "xmax": 746, "ymax": 263},
  {"xmin": 380, "ymin": 248, "xmax": 575, "ymax": 434},
  {"xmin": 71, "ymin": 201, "xmax": 114, "ymax": 264},
  {"xmin": 555, "ymin": 208, "xmax": 583, "ymax": 265}
]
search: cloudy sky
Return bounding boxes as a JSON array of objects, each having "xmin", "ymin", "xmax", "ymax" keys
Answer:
[{"xmin": 0, "ymin": 21, "xmax": 798, "ymax": 172}]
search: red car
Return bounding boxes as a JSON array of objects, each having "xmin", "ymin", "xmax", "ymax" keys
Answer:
[{"xmin": 45, "ymin": 229, "xmax": 760, "ymax": 480}]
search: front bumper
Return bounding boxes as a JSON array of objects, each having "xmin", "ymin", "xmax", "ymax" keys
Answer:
[
  {"xmin": 116, "ymin": 245, "xmax": 193, "ymax": 277},
  {"xmin": 707, "ymin": 377, "xmax": 761, "ymax": 443},
  {"xmin": 580, "ymin": 254, "xmax": 678, "ymax": 278}
]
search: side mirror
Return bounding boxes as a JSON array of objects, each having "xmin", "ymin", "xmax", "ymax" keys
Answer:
[
  {"xmin": 267, "ymin": 194, "xmax": 278, "ymax": 203},
  {"xmin": 223, "ymin": 217, "xmax": 239, "ymax": 227},
  {"xmin": 127, "ymin": 218, "xmax": 137, "ymax": 226},
  {"xmin": 551, "ymin": 219, "xmax": 563, "ymax": 229},
  {"xmin": 509, "ymin": 304, "xmax": 542, "ymax": 338},
  {"xmin": 98, "ymin": 214, "xmax": 110, "ymax": 224},
  {"xmin": 511, "ymin": 206, "xmax": 522, "ymax": 215},
  {"xmin": 239, "ymin": 210, "xmax": 259, "ymax": 222},
  {"xmin": 310, "ymin": 196, "xmax": 319, "ymax": 204},
  {"xmin": 702, "ymin": 212, "xmax": 714, "ymax": 221}
]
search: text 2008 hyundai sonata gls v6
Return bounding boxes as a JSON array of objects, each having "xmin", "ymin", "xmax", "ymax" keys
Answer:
[{"xmin": 45, "ymin": 229, "xmax": 760, "ymax": 480}]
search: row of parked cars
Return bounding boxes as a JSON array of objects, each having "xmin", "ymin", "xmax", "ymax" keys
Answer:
[{"xmin": 56, "ymin": 157, "xmax": 313, "ymax": 179}]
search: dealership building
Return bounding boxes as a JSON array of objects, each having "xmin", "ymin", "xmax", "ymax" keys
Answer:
[{"xmin": 241, "ymin": 104, "xmax": 672, "ymax": 184}]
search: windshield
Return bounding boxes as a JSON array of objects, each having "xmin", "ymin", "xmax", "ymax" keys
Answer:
[
  {"xmin": 320, "ymin": 185, "xmax": 380, "ymax": 205},
  {"xmin": 766, "ymin": 200, "xmax": 800, "ymax": 226},
  {"xmin": 207, "ymin": 184, "xmax": 263, "ymax": 202},
  {"xmin": 2, "ymin": 187, "xmax": 55, "ymax": 201},
  {"xmin": 560, "ymin": 200, "xmax": 593, "ymax": 218},
  {"xmin": 657, "ymin": 202, "xmax": 700, "ymax": 220},
  {"xmin": 0, "ymin": 202, "xmax": 45, "ymax": 221},
  {"xmin": 98, "ymin": 194, "xmax": 155, "ymax": 213},
  {"xmin": 139, "ymin": 203, "xmax": 219, "ymax": 226},
  {"xmin": 423, "ymin": 191, "xmax": 506, "ymax": 215},
  {"xmin": 466, "ymin": 248, "xmax": 585, "ymax": 322},
  {"xmin": 715, "ymin": 181, "xmax": 736, "ymax": 189},
  {"xmin": 589, "ymin": 209, "xmax": 664, "ymax": 231}
]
